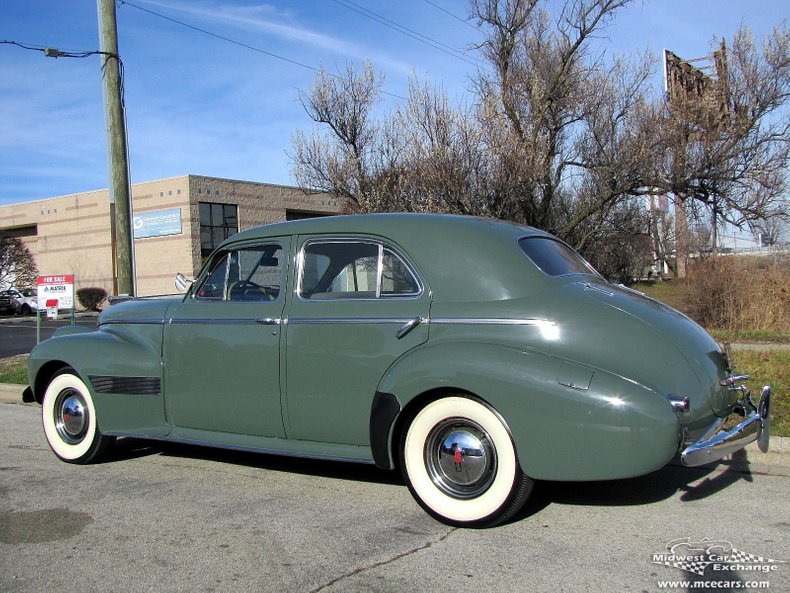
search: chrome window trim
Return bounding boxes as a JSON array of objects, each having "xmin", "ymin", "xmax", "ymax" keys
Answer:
[
  {"xmin": 375, "ymin": 243, "xmax": 383, "ymax": 298},
  {"xmin": 296, "ymin": 238, "xmax": 424, "ymax": 302},
  {"xmin": 192, "ymin": 241, "xmax": 285, "ymax": 303}
]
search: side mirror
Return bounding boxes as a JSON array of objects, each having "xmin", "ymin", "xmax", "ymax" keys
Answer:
[{"xmin": 175, "ymin": 272, "xmax": 193, "ymax": 293}]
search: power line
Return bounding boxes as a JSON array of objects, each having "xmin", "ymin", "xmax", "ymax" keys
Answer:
[
  {"xmin": 422, "ymin": 0, "xmax": 479, "ymax": 31},
  {"xmin": 1, "ymin": 39, "xmax": 112, "ymax": 60},
  {"xmin": 330, "ymin": 0, "xmax": 480, "ymax": 66},
  {"xmin": 116, "ymin": 0, "xmax": 408, "ymax": 101},
  {"xmin": 1, "ymin": 39, "xmax": 126, "ymax": 105}
]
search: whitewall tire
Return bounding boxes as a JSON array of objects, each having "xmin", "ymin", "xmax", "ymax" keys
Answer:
[
  {"xmin": 400, "ymin": 396, "xmax": 533, "ymax": 527},
  {"xmin": 41, "ymin": 368, "xmax": 115, "ymax": 464}
]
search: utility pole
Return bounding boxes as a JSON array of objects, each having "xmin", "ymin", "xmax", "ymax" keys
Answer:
[{"xmin": 97, "ymin": 0, "xmax": 135, "ymax": 296}]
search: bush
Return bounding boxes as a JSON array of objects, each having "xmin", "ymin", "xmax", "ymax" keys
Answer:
[
  {"xmin": 76, "ymin": 287, "xmax": 108, "ymax": 311},
  {"xmin": 684, "ymin": 256, "xmax": 790, "ymax": 333}
]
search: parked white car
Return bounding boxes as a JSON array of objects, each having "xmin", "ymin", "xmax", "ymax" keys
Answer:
[{"xmin": 0, "ymin": 288, "xmax": 38, "ymax": 315}]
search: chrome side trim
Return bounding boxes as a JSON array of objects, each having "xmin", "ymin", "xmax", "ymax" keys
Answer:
[
  {"xmin": 681, "ymin": 386, "xmax": 771, "ymax": 466},
  {"xmin": 100, "ymin": 319, "xmax": 166, "ymax": 326},
  {"xmin": 167, "ymin": 318, "xmax": 281, "ymax": 326},
  {"xmin": 288, "ymin": 317, "xmax": 415, "ymax": 325},
  {"xmin": 287, "ymin": 316, "xmax": 556, "ymax": 328},
  {"xmin": 429, "ymin": 317, "xmax": 555, "ymax": 327}
]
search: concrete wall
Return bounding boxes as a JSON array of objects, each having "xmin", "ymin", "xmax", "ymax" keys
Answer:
[{"xmin": 0, "ymin": 175, "xmax": 342, "ymax": 300}]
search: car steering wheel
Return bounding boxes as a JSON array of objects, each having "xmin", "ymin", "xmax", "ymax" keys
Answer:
[{"xmin": 228, "ymin": 280, "xmax": 273, "ymax": 301}]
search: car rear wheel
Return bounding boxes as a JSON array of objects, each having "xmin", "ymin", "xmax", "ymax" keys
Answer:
[
  {"xmin": 400, "ymin": 396, "xmax": 533, "ymax": 527},
  {"xmin": 41, "ymin": 368, "xmax": 115, "ymax": 464}
]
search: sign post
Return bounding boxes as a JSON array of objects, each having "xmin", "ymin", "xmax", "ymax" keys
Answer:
[{"xmin": 36, "ymin": 275, "xmax": 76, "ymax": 344}]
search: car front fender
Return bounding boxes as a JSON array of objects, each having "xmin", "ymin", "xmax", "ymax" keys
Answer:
[{"xmin": 29, "ymin": 323, "xmax": 167, "ymax": 436}]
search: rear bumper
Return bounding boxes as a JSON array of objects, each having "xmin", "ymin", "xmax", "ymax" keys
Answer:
[{"xmin": 681, "ymin": 386, "xmax": 771, "ymax": 467}]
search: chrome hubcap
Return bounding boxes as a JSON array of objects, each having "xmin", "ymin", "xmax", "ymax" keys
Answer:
[
  {"xmin": 424, "ymin": 418, "xmax": 497, "ymax": 499},
  {"xmin": 54, "ymin": 389, "xmax": 89, "ymax": 444}
]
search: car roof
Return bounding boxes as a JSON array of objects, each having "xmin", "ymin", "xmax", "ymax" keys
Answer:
[
  {"xmin": 220, "ymin": 213, "xmax": 559, "ymax": 302},
  {"xmin": 227, "ymin": 213, "xmax": 552, "ymax": 245}
]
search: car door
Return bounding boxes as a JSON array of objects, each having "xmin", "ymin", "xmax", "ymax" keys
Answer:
[
  {"xmin": 284, "ymin": 236, "xmax": 431, "ymax": 446},
  {"xmin": 164, "ymin": 239, "xmax": 288, "ymax": 438}
]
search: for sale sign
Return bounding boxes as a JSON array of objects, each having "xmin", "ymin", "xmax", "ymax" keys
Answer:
[{"xmin": 37, "ymin": 275, "xmax": 75, "ymax": 310}]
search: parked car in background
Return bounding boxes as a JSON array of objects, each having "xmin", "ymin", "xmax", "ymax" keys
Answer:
[
  {"xmin": 0, "ymin": 288, "xmax": 38, "ymax": 315},
  {"xmin": 0, "ymin": 290, "xmax": 17, "ymax": 315},
  {"xmin": 13, "ymin": 288, "xmax": 37, "ymax": 315},
  {"xmin": 24, "ymin": 214, "xmax": 772, "ymax": 527}
]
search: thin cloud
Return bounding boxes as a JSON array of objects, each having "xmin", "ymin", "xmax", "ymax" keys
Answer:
[{"xmin": 130, "ymin": 0, "xmax": 416, "ymax": 74}]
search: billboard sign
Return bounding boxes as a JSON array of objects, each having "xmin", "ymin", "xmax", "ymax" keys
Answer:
[
  {"xmin": 37, "ymin": 275, "xmax": 75, "ymax": 310},
  {"xmin": 133, "ymin": 208, "xmax": 182, "ymax": 239}
]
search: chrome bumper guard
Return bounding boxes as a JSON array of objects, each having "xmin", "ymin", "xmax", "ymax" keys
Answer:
[{"xmin": 681, "ymin": 386, "xmax": 771, "ymax": 467}]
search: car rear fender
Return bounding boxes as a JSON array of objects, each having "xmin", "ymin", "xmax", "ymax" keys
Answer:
[{"xmin": 373, "ymin": 341, "xmax": 680, "ymax": 481}]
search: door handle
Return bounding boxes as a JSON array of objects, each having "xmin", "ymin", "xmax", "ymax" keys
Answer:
[
  {"xmin": 255, "ymin": 318, "xmax": 280, "ymax": 325},
  {"xmin": 396, "ymin": 317, "xmax": 423, "ymax": 339}
]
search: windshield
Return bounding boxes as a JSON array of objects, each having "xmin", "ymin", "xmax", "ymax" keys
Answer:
[{"xmin": 519, "ymin": 237, "xmax": 599, "ymax": 277}]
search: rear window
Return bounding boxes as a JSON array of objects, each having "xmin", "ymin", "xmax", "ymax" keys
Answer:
[{"xmin": 519, "ymin": 237, "xmax": 598, "ymax": 277}]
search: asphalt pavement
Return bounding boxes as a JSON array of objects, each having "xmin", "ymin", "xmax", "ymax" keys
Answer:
[
  {"xmin": 2, "ymin": 398, "xmax": 789, "ymax": 593},
  {"xmin": 0, "ymin": 312, "xmax": 98, "ymax": 357}
]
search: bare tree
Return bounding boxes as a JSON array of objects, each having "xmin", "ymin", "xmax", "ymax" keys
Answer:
[
  {"xmin": 290, "ymin": 62, "xmax": 385, "ymax": 212},
  {"xmin": 0, "ymin": 233, "xmax": 38, "ymax": 289},
  {"xmin": 753, "ymin": 215, "xmax": 786, "ymax": 246},
  {"xmin": 471, "ymin": 0, "xmax": 644, "ymax": 235},
  {"xmin": 289, "ymin": 2, "xmax": 789, "ymax": 282}
]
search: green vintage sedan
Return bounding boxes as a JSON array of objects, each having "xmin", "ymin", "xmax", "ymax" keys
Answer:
[{"xmin": 24, "ymin": 214, "xmax": 771, "ymax": 527}]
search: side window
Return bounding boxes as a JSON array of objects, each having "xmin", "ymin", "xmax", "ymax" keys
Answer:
[
  {"xmin": 300, "ymin": 241, "xmax": 420, "ymax": 299},
  {"xmin": 381, "ymin": 248, "xmax": 420, "ymax": 295},
  {"xmin": 194, "ymin": 244, "xmax": 282, "ymax": 302}
]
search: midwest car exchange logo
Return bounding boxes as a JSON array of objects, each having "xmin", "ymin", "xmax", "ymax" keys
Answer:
[{"xmin": 652, "ymin": 538, "xmax": 785, "ymax": 577}]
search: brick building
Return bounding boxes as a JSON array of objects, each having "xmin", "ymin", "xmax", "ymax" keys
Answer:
[{"xmin": 0, "ymin": 175, "xmax": 342, "ymax": 296}]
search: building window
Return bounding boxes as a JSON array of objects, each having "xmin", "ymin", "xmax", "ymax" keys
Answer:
[{"xmin": 200, "ymin": 202, "xmax": 238, "ymax": 258}]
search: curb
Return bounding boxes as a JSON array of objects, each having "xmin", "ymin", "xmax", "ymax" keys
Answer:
[
  {"xmin": 0, "ymin": 311, "xmax": 100, "ymax": 325},
  {"xmin": 1, "ymin": 382, "xmax": 787, "ymax": 476}
]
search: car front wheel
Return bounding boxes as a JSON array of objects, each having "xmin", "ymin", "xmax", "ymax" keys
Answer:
[
  {"xmin": 400, "ymin": 396, "xmax": 533, "ymax": 528},
  {"xmin": 41, "ymin": 368, "xmax": 115, "ymax": 463}
]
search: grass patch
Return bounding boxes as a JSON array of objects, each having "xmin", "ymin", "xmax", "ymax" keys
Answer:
[
  {"xmin": 633, "ymin": 279, "xmax": 689, "ymax": 312},
  {"xmin": 0, "ymin": 354, "xmax": 28, "ymax": 385},
  {"xmin": 730, "ymin": 349, "xmax": 789, "ymax": 438},
  {"xmin": 710, "ymin": 329, "xmax": 790, "ymax": 344},
  {"xmin": 635, "ymin": 280, "xmax": 790, "ymax": 343}
]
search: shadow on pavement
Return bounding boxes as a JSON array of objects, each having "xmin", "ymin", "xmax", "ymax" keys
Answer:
[
  {"xmin": 514, "ymin": 450, "xmax": 753, "ymax": 523},
  {"xmin": 107, "ymin": 434, "xmax": 754, "ymax": 527},
  {"xmin": 106, "ymin": 436, "xmax": 403, "ymax": 486}
]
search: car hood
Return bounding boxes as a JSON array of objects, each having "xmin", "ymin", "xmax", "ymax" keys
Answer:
[{"xmin": 99, "ymin": 297, "xmax": 180, "ymax": 325}]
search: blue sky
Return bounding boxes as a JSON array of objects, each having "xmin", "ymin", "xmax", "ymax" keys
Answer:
[{"xmin": 1, "ymin": 0, "xmax": 788, "ymax": 205}]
